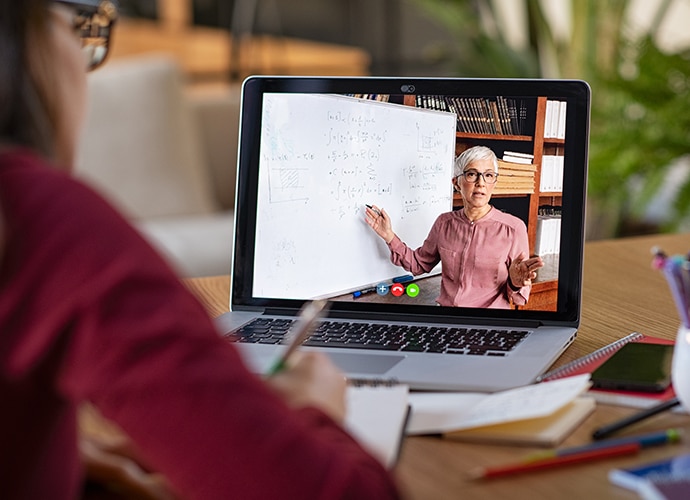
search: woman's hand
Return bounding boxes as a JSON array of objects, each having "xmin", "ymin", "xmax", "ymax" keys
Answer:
[
  {"xmin": 509, "ymin": 253, "xmax": 544, "ymax": 289},
  {"xmin": 266, "ymin": 352, "xmax": 348, "ymax": 424},
  {"xmin": 364, "ymin": 205, "xmax": 395, "ymax": 244}
]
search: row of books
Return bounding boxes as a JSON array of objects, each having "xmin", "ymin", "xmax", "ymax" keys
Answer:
[
  {"xmin": 540, "ymin": 154, "xmax": 564, "ymax": 193},
  {"xmin": 414, "ymin": 96, "xmax": 529, "ymax": 136},
  {"xmin": 495, "ymin": 158, "xmax": 536, "ymax": 195},
  {"xmin": 544, "ymin": 99, "xmax": 567, "ymax": 139},
  {"xmin": 534, "ymin": 207, "xmax": 561, "ymax": 256},
  {"xmin": 345, "ymin": 94, "xmax": 391, "ymax": 102}
]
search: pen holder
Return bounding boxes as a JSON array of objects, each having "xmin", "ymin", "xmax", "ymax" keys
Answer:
[{"xmin": 672, "ymin": 325, "xmax": 690, "ymax": 412}]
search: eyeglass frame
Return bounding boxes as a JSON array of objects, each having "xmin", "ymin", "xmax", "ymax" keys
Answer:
[
  {"xmin": 53, "ymin": 0, "xmax": 119, "ymax": 71},
  {"xmin": 458, "ymin": 169, "xmax": 499, "ymax": 184}
]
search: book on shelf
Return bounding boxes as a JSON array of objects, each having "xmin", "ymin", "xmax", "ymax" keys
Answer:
[
  {"xmin": 539, "ymin": 155, "xmax": 564, "ymax": 192},
  {"xmin": 609, "ymin": 453, "xmax": 690, "ymax": 499},
  {"xmin": 535, "ymin": 207, "xmax": 561, "ymax": 257},
  {"xmin": 544, "ymin": 99, "xmax": 567, "ymax": 139},
  {"xmin": 537, "ymin": 332, "xmax": 677, "ymax": 409},
  {"xmin": 502, "ymin": 151, "xmax": 535, "ymax": 164},
  {"xmin": 417, "ymin": 96, "xmax": 527, "ymax": 136},
  {"xmin": 406, "ymin": 374, "xmax": 594, "ymax": 447}
]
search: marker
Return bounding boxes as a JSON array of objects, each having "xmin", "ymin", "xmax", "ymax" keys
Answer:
[
  {"xmin": 592, "ymin": 398, "xmax": 681, "ymax": 440},
  {"xmin": 392, "ymin": 275, "xmax": 414, "ymax": 284},
  {"xmin": 365, "ymin": 204, "xmax": 381, "ymax": 216},
  {"xmin": 353, "ymin": 286, "xmax": 377, "ymax": 298}
]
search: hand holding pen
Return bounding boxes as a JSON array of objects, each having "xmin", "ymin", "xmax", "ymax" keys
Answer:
[
  {"xmin": 365, "ymin": 204, "xmax": 395, "ymax": 244},
  {"xmin": 267, "ymin": 299, "xmax": 330, "ymax": 375},
  {"xmin": 264, "ymin": 300, "xmax": 347, "ymax": 422}
]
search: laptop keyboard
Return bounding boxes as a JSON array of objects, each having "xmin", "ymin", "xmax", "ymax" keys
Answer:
[{"xmin": 227, "ymin": 318, "xmax": 530, "ymax": 356}]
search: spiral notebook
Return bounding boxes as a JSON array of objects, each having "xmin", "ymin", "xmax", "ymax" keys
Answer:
[{"xmin": 537, "ymin": 332, "xmax": 676, "ymax": 408}]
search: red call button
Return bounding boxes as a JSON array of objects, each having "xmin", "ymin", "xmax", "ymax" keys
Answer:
[{"xmin": 391, "ymin": 283, "xmax": 405, "ymax": 297}]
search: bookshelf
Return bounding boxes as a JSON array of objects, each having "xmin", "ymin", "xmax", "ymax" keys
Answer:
[{"xmin": 403, "ymin": 94, "xmax": 562, "ymax": 311}]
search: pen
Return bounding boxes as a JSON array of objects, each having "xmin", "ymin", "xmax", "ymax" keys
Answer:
[
  {"xmin": 525, "ymin": 428, "xmax": 682, "ymax": 462},
  {"xmin": 469, "ymin": 443, "xmax": 641, "ymax": 480},
  {"xmin": 592, "ymin": 398, "xmax": 681, "ymax": 440},
  {"xmin": 266, "ymin": 299, "xmax": 329, "ymax": 376}
]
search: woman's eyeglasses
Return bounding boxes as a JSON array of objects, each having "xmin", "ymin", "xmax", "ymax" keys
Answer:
[
  {"xmin": 460, "ymin": 170, "xmax": 499, "ymax": 184},
  {"xmin": 54, "ymin": 0, "xmax": 118, "ymax": 70}
]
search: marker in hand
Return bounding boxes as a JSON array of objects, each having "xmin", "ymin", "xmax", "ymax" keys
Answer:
[
  {"xmin": 266, "ymin": 300, "xmax": 330, "ymax": 376},
  {"xmin": 365, "ymin": 204, "xmax": 381, "ymax": 216}
]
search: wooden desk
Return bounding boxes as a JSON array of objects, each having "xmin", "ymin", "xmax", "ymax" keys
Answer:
[{"xmin": 184, "ymin": 233, "xmax": 690, "ymax": 499}]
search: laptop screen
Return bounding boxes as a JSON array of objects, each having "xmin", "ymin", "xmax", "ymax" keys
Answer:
[{"xmin": 233, "ymin": 77, "xmax": 589, "ymax": 326}]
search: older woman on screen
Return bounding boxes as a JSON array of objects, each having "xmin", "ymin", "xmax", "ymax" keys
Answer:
[{"xmin": 365, "ymin": 145, "xmax": 543, "ymax": 308}]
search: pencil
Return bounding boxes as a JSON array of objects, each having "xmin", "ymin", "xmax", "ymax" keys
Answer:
[
  {"xmin": 475, "ymin": 428, "xmax": 682, "ymax": 480},
  {"xmin": 468, "ymin": 443, "xmax": 641, "ymax": 480},
  {"xmin": 266, "ymin": 299, "xmax": 329, "ymax": 376}
]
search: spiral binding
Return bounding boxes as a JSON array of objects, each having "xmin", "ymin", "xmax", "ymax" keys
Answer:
[
  {"xmin": 348, "ymin": 377, "xmax": 400, "ymax": 387},
  {"xmin": 536, "ymin": 332, "xmax": 644, "ymax": 383}
]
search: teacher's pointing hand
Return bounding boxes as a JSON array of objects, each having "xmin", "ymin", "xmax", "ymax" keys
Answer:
[{"xmin": 365, "ymin": 205, "xmax": 395, "ymax": 244}]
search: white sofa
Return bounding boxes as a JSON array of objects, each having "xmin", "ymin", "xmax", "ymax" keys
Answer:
[{"xmin": 75, "ymin": 55, "xmax": 241, "ymax": 277}]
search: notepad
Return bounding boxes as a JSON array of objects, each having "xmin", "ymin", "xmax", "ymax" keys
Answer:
[
  {"xmin": 406, "ymin": 374, "xmax": 593, "ymax": 446},
  {"xmin": 344, "ymin": 382, "xmax": 410, "ymax": 468}
]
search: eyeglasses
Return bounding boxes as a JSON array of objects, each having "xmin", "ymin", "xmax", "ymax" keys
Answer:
[
  {"xmin": 54, "ymin": 0, "xmax": 119, "ymax": 70},
  {"xmin": 460, "ymin": 170, "xmax": 499, "ymax": 184}
]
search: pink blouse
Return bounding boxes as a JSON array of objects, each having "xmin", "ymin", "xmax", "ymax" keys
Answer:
[{"xmin": 388, "ymin": 207, "xmax": 531, "ymax": 308}]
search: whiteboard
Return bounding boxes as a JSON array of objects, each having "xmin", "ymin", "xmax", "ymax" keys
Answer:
[{"xmin": 253, "ymin": 93, "xmax": 456, "ymax": 299}]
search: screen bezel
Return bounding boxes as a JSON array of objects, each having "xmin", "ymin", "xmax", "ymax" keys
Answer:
[{"xmin": 232, "ymin": 77, "xmax": 590, "ymax": 328}]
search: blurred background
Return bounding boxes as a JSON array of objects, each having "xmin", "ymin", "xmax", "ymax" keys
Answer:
[{"xmin": 81, "ymin": 0, "xmax": 690, "ymax": 275}]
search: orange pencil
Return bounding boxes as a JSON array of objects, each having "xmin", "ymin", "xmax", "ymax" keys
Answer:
[{"xmin": 468, "ymin": 443, "xmax": 641, "ymax": 480}]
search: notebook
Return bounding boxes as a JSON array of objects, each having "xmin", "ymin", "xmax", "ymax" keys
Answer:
[
  {"xmin": 538, "ymin": 332, "xmax": 677, "ymax": 408},
  {"xmin": 217, "ymin": 76, "xmax": 590, "ymax": 391}
]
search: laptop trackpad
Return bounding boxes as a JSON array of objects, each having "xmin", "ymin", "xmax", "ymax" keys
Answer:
[{"xmin": 327, "ymin": 352, "xmax": 404, "ymax": 375}]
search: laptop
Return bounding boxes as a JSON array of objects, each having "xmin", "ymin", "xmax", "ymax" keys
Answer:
[{"xmin": 217, "ymin": 76, "xmax": 590, "ymax": 391}]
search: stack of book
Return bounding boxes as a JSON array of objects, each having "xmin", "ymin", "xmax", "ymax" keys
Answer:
[{"xmin": 495, "ymin": 154, "xmax": 536, "ymax": 195}]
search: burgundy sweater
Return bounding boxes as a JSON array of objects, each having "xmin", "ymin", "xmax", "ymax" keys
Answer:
[{"xmin": 0, "ymin": 149, "xmax": 398, "ymax": 499}]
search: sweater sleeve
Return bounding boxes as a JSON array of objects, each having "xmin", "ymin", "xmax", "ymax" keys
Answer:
[{"xmin": 4, "ymin": 156, "xmax": 399, "ymax": 499}]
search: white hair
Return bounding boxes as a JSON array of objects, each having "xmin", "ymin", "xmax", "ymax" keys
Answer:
[{"xmin": 453, "ymin": 146, "xmax": 498, "ymax": 178}]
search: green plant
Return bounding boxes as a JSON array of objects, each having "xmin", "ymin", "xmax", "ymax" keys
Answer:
[{"xmin": 410, "ymin": 0, "xmax": 690, "ymax": 236}]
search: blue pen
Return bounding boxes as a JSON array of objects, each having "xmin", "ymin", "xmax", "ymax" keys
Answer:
[{"xmin": 392, "ymin": 275, "xmax": 414, "ymax": 284}]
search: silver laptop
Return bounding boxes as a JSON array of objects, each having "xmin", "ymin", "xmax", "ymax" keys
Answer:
[{"xmin": 217, "ymin": 76, "xmax": 590, "ymax": 391}]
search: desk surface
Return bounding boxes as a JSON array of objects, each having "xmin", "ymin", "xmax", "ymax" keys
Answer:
[{"xmin": 185, "ymin": 233, "xmax": 690, "ymax": 499}]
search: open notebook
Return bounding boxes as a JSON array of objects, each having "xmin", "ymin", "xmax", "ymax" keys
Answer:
[{"xmin": 217, "ymin": 77, "xmax": 590, "ymax": 392}]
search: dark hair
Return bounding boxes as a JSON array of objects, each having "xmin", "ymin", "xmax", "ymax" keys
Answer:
[{"xmin": 0, "ymin": 0, "xmax": 56, "ymax": 159}]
